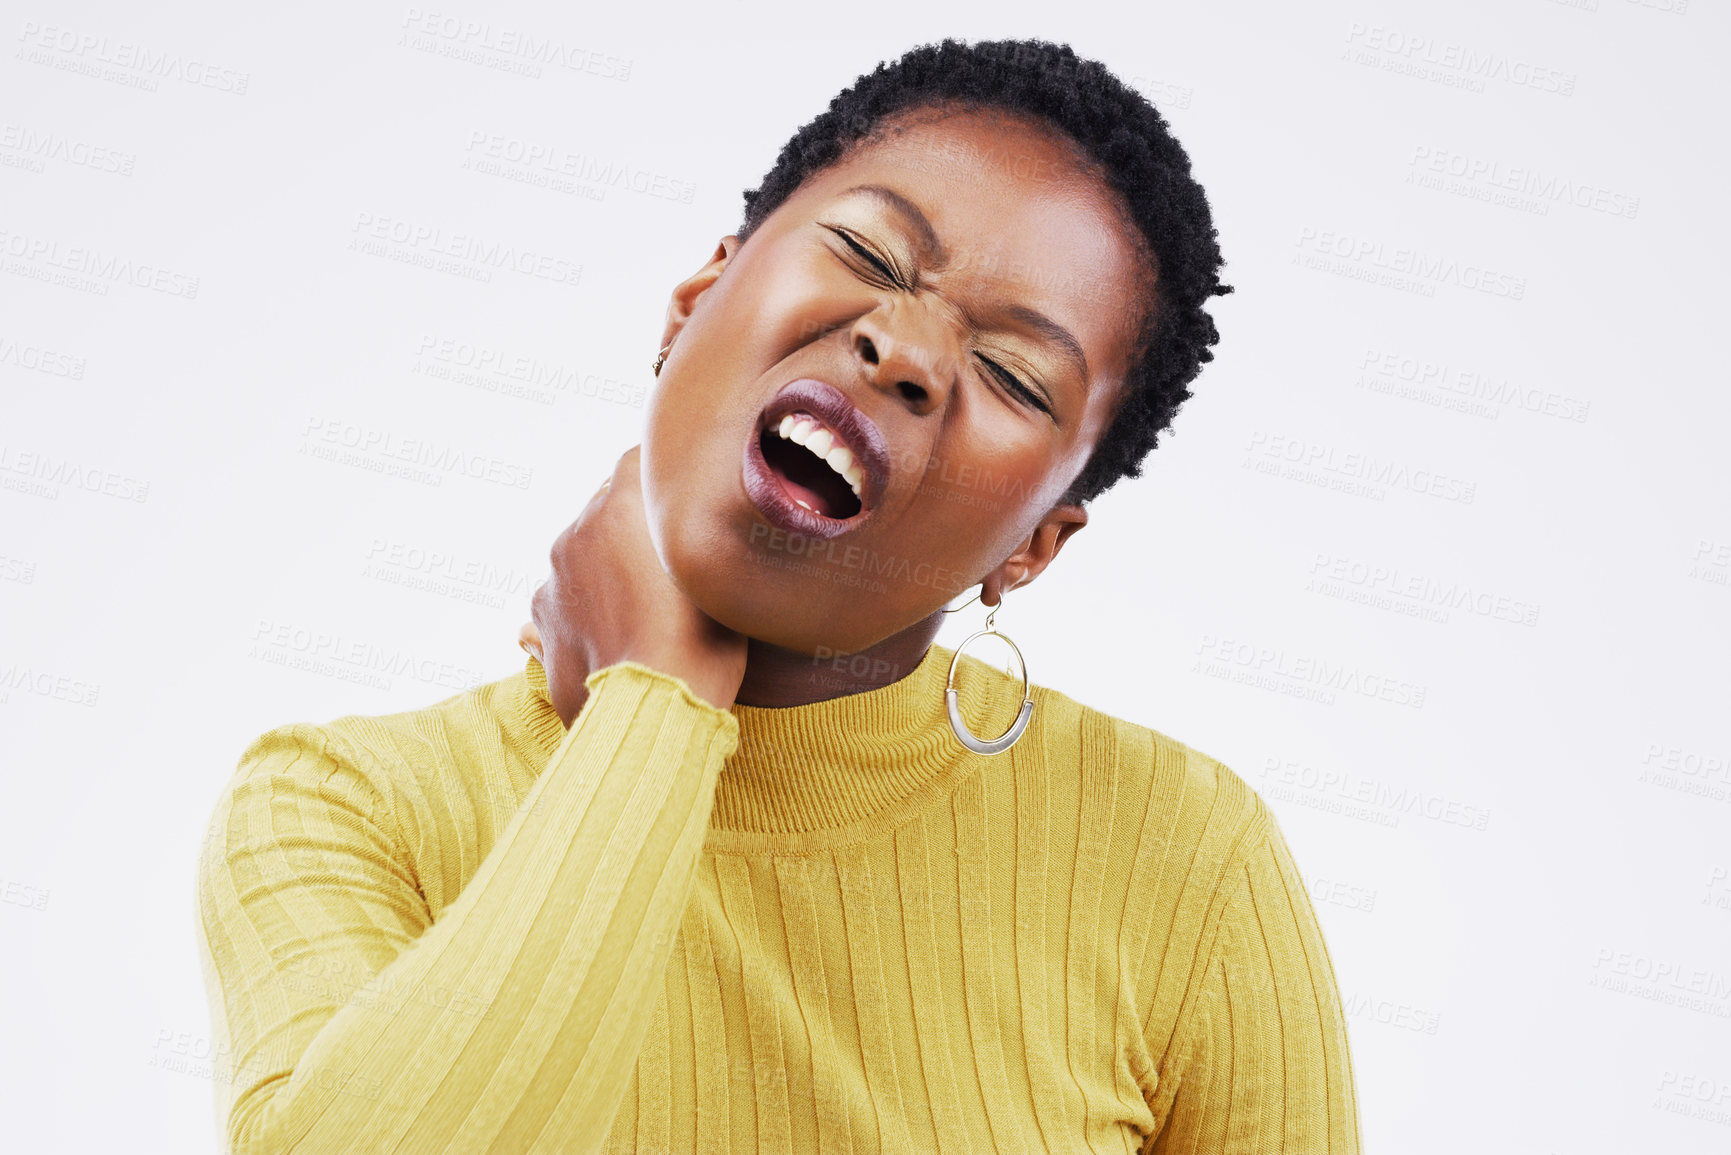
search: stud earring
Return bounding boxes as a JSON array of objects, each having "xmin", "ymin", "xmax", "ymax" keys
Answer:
[{"xmin": 940, "ymin": 586, "xmax": 1035, "ymax": 755}]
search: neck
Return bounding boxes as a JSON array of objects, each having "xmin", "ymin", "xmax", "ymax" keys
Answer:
[{"xmin": 734, "ymin": 609, "xmax": 946, "ymax": 707}]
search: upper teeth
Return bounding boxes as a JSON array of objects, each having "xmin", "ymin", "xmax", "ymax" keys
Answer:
[{"xmin": 775, "ymin": 412, "xmax": 865, "ymax": 498}]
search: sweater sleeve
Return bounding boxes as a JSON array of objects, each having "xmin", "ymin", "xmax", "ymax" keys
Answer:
[
  {"xmin": 1150, "ymin": 808, "xmax": 1362, "ymax": 1154},
  {"xmin": 194, "ymin": 660, "xmax": 739, "ymax": 1155}
]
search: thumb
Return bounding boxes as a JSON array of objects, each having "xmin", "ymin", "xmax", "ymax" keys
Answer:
[{"xmin": 517, "ymin": 621, "xmax": 544, "ymax": 663}]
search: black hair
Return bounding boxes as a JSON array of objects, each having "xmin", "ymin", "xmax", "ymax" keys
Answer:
[{"xmin": 738, "ymin": 37, "xmax": 1233, "ymax": 506}]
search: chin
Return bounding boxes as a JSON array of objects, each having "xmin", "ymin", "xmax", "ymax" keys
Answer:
[{"xmin": 641, "ymin": 416, "xmax": 914, "ymax": 657}]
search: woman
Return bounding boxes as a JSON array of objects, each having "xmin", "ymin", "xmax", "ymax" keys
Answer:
[{"xmin": 197, "ymin": 38, "xmax": 1361, "ymax": 1153}]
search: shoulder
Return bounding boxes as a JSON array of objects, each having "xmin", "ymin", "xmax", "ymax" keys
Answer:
[
  {"xmin": 319, "ymin": 660, "xmax": 549, "ymax": 785},
  {"xmin": 212, "ymin": 661, "xmax": 551, "ymax": 850},
  {"xmin": 1026, "ymin": 677, "xmax": 1275, "ymax": 883},
  {"xmin": 1020, "ymin": 682, "xmax": 1309, "ymax": 1056}
]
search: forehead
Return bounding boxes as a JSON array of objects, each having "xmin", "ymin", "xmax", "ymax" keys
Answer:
[{"xmin": 775, "ymin": 106, "xmax": 1152, "ymax": 371}]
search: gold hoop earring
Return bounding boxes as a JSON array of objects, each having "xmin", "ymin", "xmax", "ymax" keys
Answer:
[
  {"xmin": 944, "ymin": 588, "xmax": 1034, "ymax": 756},
  {"xmin": 652, "ymin": 342, "xmax": 673, "ymax": 377}
]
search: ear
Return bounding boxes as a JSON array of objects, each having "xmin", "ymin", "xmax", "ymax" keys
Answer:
[
  {"xmin": 660, "ymin": 235, "xmax": 739, "ymax": 353},
  {"xmin": 980, "ymin": 503, "xmax": 1089, "ymax": 607}
]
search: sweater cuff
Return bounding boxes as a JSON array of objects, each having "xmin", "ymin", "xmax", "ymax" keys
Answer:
[{"xmin": 584, "ymin": 659, "xmax": 739, "ymax": 729}]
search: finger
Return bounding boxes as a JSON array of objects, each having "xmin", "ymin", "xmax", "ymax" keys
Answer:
[
  {"xmin": 530, "ymin": 579, "xmax": 550, "ymax": 634},
  {"xmin": 517, "ymin": 620, "xmax": 544, "ymax": 662},
  {"xmin": 609, "ymin": 444, "xmax": 643, "ymax": 491},
  {"xmin": 572, "ymin": 478, "xmax": 610, "ymax": 523}
]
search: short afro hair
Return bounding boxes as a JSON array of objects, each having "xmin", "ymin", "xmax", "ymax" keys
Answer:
[{"xmin": 737, "ymin": 37, "xmax": 1233, "ymax": 507}]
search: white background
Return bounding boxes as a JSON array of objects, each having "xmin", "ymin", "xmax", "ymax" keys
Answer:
[{"xmin": 2, "ymin": 1, "xmax": 1727, "ymax": 1152}]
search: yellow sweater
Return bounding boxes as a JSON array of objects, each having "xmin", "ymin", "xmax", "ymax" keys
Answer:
[{"xmin": 196, "ymin": 641, "xmax": 1360, "ymax": 1153}]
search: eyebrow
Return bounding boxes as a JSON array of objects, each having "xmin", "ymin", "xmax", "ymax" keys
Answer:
[
  {"xmin": 840, "ymin": 184, "xmax": 947, "ymax": 264},
  {"xmin": 999, "ymin": 303, "xmax": 1091, "ymax": 384},
  {"xmin": 838, "ymin": 183, "xmax": 1092, "ymax": 384}
]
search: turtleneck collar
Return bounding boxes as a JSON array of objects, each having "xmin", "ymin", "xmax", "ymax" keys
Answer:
[{"xmin": 518, "ymin": 640, "xmax": 1025, "ymax": 855}]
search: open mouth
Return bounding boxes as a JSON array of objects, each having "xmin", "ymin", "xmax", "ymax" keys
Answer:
[
  {"xmin": 759, "ymin": 414, "xmax": 864, "ymax": 520},
  {"xmin": 741, "ymin": 378, "xmax": 891, "ymax": 541}
]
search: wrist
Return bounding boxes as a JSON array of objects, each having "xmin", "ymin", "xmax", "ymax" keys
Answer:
[{"xmin": 591, "ymin": 653, "xmax": 741, "ymax": 713}]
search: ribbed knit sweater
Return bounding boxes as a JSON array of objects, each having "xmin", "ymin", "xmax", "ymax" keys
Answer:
[{"xmin": 195, "ymin": 641, "xmax": 1360, "ymax": 1153}]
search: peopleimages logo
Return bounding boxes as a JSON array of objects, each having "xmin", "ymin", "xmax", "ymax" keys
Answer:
[
  {"xmin": 1294, "ymin": 227, "xmax": 1526, "ymax": 300},
  {"xmin": 1307, "ymin": 552, "xmax": 1541, "ymax": 628},
  {"xmin": 0, "ymin": 226, "xmax": 200, "ymax": 299},
  {"xmin": 1243, "ymin": 430, "xmax": 1478, "ymax": 505},
  {"xmin": 361, "ymin": 537, "xmax": 535, "ymax": 611},
  {"xmin": 1342, "ymin": 23, "xmax": 1577, "ymax": 96},
  {"xmin": 15, "ymin": 21, "xmax": 251, "ymax": 94},
  {"xmin": 299, "ymin": 417, "xmax": 535, "ymax": 490},
  {"xmin": 0, "ymin": 334, "xmax": 86, "ymax": 379},
  {"xmin": 348, "ymin": 212, "xmax": 582, "ymax": 288},
  {"xmin": 463, "ymin": 132, "xmax": 696, "ymax": 204},
  {"xmin": 1356, "ymin": 347, "xmax": 1591, "ymax": 424},
  {"xmin": 1194, "ymin": 634, "xmax": 1429, "ymax": 709},
  {"xmin": 0, "ymin": 123, "xmax": 136, "ymax": 176},
  {"xmin": 1407, "ymin": 145, "xmax": 1640, "ymax": 220},
  {"xmin": 1589, "ymin": 948, "xmax": 1731, "ymax": 1017},
  {"xmin": 1342, "ymin": 991, "xmax": 1442, "ymax": 1035},
  {"xmin": 248, "ymin": 619, "xmax": 488, "ymax": 692},
  {"xmin": 0, "ymin": 662, "xmax": 101, "ymax": 707},
  {"xmin": 0, "ymin": 444, "xmax": 149, "ymax": 502},
  {"xmin": 411, "ymin": 336, "xmax": 646, "ymax": 409},
  {"xmin": 1260, "ymin": 758, "xmax": 1489, "ymax": 830},
  {"xmin": 398, "ymin": 9, "xmax": 632, "ymax": 81}
]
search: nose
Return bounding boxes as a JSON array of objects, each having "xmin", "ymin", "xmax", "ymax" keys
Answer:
[{"xmin": 850, "ymin": 297, "xmax": 961, "ymax": 417}]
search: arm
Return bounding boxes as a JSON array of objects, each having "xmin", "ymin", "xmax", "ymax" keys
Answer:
[
  {"xmin": 196, "ymin": 659, "xmax": 738, "ymax": 1154},
  {"xmin": 1149, "ymin": 811, "xmax": 1362, "ymax": 1154}
]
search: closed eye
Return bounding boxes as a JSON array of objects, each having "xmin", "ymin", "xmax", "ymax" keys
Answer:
[
  {"xmin": 977, "ymin": 353, "xmax": 1052, "ymax": 415},
  {"xmin": 825, "ymin": 225, "xmax": 908, "ymax": 290}
]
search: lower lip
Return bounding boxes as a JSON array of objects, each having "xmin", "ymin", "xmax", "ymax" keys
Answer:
[{"xmin": 742, "ymin": 425, "xmax": 873, "ymax": 541}]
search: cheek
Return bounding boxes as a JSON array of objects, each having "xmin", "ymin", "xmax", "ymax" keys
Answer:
[
  {"xmin": 641, "ymin": 383, "xmax": 706, "ymax": 492},
  {"xmin": 709, "ymin": 245, "xmax": 868, "ymax": 363},
  {"xmin": 906, "ymin": 439, "xmax": 1055, "ymax": 554}
]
